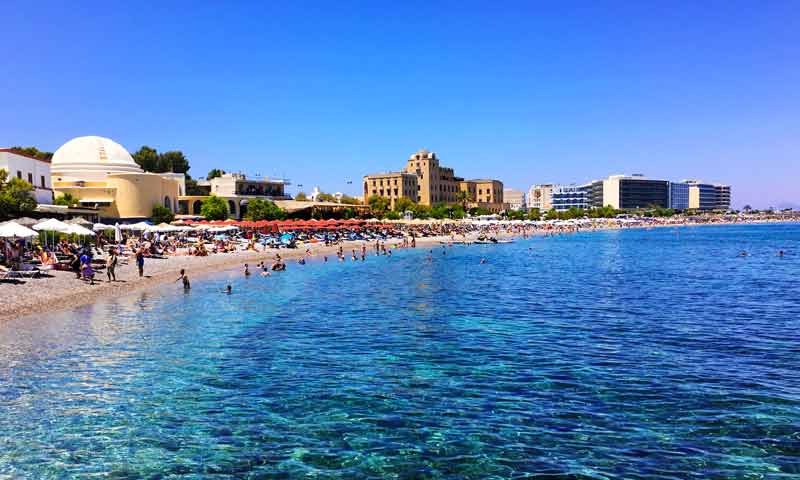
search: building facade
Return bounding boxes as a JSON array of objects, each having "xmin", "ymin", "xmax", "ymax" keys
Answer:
[
  {"xmin": 51, "ymin": 136, "xmax": 184, "ymax": 220},
  {"xmin": 459, "ymin": 179, "xmax": 505, "ymax": 213},
  {"xmin": 670, "ymin": 182, "xmax": 690, "ymax": 210},
  {"xmin": 403, "ymin": 149, "xmax": 461, "ymax": 205},
  {"xmin": 0, "ymin": 149, "xmax": 53, "ymax": 204},
  {"xmin": 601, "ymin": 174, "xmax": 670, "ymax": 209},
  {"xmin": 551, "ymin": 184, "xmax": 590, "ymax": 211},
  {"xmin": 362, "ymin": 172, "xmax": 419, "ymax": 210},
  {"xmin": 682, "ymin": 180, "xmax": 731, "ymax": 211},
  {"xmin": 527, "ymin": 184, "xmax": 554, "ymax": 210},
  {"xmin": 179, "ymin": 173, "xmax": 291, "ymax": 219},
  {"xmin": 503, "ymin": 188, "xmax": 526, "ymax": 211},
  {"xmin": 363, "ymin": 149, "xmax": 502, "ymax": 211}
]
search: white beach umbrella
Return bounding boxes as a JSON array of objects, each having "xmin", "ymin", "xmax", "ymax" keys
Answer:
[
  {"xmin": 33, "ymin": 218, "xmax": 72, "ymax": 233},
  {"xmin": 93, "ymin": 222, "xmax": 114, "ymax": 231},
  {"xmin": 66, "ymin": 224, "xmax": 97, "ymax": 236},
  {"xmin": 0, "ymin": 221, "xmax": 38, "ymax": 238}
]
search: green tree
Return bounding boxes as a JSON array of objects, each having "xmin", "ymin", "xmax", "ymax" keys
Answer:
[
  {"xmin": 412, "ymin": 204, "xmax": 431, "ymax": 219},
  {"xmin": 159, "ymin": 150, "xmax": 190, "ymax": 174},
  {"xmin": 207, "ymin": 169, "xmax": 225, "ymax": 180},
  {"xmin": 0, "ymin": 169, "xmax": 37, "ymax": 220},
  {"xmin": 451, "ymin": 204, "xmax": 466, "ymax": 219},
  {"xmin": 339, "ymin": 195, "xmax": 361, "ymax": 205},
  {"xmin": 393, "ymin": 196, "xmax": 415, "ymax": 213},
  {"xmin": 430, "ymin": 203, "xmax": 449, "ymax": 219},
  {"xmin": 545, "ymin": 209, "xmax": 559, "ymax": 220},
  {"xmin": 317, "ymin": 192, "xmax": 336, "ymax": 202},
  {"xmin": 200, "ymin": 195, "xmax": 228, "ymax": 220},
  {"xmin": 54, "ymin": 192, "xmax": 79, "ymax": 207},
  {"xmin": 10, "ymin": 146, "xmax": 53, "ymax": 160},
  {"xmin": 185, "ymin": 176, "xmax": 207, "ymax": 195},
  {"xmin": 295, "ymin": 192, "xmax": 309, "ymax": 201},
  {"xmin": 342, "ymin": 207, "xmax": 357, "ymax": 219},
  {"xmin": 132, "ymin": 146, "xmax": 160, "ymax": 172},
  {"xmin": 245, "ymin": 198, "xmax": 286, "ymax": 220},
  {"xmin": 527, "ymin": 208, "xmax": 541, "ymax": 220},
  {"xmin": 385, "ymin": 211, "xmax": 401, "ymax": 220},
  {"xmin": 367, "ymin": 195, "xmax": 390, "ymax": 218},
  {"xmin": 151, "ymin": 204, "xmax": 175, "ymax": 224},
  {"xmin": 469, "ymin": 206, "xmax": 491, "ymax": 216}
]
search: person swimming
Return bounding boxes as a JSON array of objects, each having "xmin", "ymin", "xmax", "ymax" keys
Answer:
[
  {"xmin": 298, "ymin": 258, "xmax": 306, "ymax": 265},
  {"xmin": 739, "ymin": 250, "xmax": 748, "ymax": 257},
  {"xmin": 778, "ymin": 250, "xmax": 785, "ymax": 257},
  {"xmin": 223, "ymin": 284, "xmax": 232, "ymax": 294},
  {"xmin": 480, "ymin": 258, "xmax": 488, "ymax": 264}
]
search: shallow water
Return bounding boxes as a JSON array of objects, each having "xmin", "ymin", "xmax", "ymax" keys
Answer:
[{"xmin": 1, "ymin": 224, "xmax": 799, "ymax": 479}]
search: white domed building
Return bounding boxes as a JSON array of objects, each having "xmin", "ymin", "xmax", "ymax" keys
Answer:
[{"xmin": 52, "ymin": 136, "xmax": 185, "ymax": 220}]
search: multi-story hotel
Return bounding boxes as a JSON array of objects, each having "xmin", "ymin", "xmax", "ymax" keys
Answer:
[
  {"xmin": 503, "ymin": 188, "xmax": 526, "ymax": 211},
  {"xmin": 364, "ymin": 149, "xmax": 504, "ymax": 212},
  {"xmin": 527, "ymin": 184, "xmax": 554, "ymax": 210},
  {"xmin": 403, "ymin": 149, "xmax": 461, "ymax": 205},
  {"xmin": 459, "ymin": 179, "xmax": 504, "ymax": 212},
  {"xmin": 551, "ymin": 184, "xmax": 590, "ymax": 211},
  {"xmin": 674, "ymin": 180, "xmax": 731, "ymax": 211},
  {"xmin": 361, "ymin": 171, "xmax": 419, "ymax": 209},
  {"xmin": 596, "ymin": 174, "xmax": 670, "ymax": 209}
]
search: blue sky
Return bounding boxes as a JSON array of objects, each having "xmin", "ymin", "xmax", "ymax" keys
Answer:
[{"xmin": 1, "ymin": 1, "xmax": 798, "ymax": 208}]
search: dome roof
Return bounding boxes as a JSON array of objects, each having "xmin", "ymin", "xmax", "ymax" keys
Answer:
[{"xmin": 51, "ymin": 136, "xmax": 143, "ymax": 179}]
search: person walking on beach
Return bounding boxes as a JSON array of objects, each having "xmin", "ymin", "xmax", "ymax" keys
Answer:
[
  {"xmin": 135, "ymin": 248, "xmax": 145, "ymax": 277},
  {"xmin": 106, "ymin": 249, "xmax": 118, "ymax": 282}
]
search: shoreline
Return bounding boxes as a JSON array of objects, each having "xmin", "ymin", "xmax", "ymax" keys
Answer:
[
  {"xmin": 0, "ymin": 234, "xmax": 481, "ymax": 322},
  {"xmin": 1, "ymin": 220, "xmax": 796, "ymax": 322}
]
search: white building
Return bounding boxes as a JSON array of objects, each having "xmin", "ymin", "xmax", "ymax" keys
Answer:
[
  {"xmin": 527, "ymin": 184, "xmax": 554, "ymax": 210},
  {"xmin": 503, "ymin": 188, "xmax": 526, "ymax": 211},
  {"xmin": 0, "ymin": 148, "xmax": 54, "ymax": 204}
]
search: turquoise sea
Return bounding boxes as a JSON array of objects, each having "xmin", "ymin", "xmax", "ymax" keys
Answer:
[{"xmin": 1, "ymin": 223, "xmax": 799, "ymax": 479}]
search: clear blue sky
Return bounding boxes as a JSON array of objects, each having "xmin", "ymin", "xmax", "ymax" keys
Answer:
[{"xmin": 2, "ymin": 1, "xmax": 798, "ymax": 208}]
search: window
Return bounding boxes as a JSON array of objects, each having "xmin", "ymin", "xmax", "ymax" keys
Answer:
[
  {"xmin": 41, "ymin": 176, "xmax": 46, "ymax": 188},
  {"xmin": 28, "ymin": 173, "xmax": 33, "ymax": 184},
  {"xmin": 16, "ymin": 171, "xmax": 22, "ymax": 179}
]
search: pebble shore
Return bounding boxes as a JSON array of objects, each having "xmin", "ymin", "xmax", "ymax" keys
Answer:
[{"xmin": 0, "ymin": 235, "xmax": 470, "ymax": 322}]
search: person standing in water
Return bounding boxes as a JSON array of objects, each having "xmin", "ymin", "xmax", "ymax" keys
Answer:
[
  {"xmin": 244, "ymin": 264, "xmax": 251, "ymax": 276},
  {"xmin": 175, "ymin": 269, "xmax": 190, "ymax": 289}
]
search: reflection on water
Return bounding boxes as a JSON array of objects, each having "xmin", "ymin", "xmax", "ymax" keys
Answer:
[{"xmin": 1, "ymin": 224, "xmax": 800, "ymax": 478}]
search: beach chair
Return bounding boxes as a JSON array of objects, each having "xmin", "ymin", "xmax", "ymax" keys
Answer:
[
  {"xmin": 0, "ymin": 266, "xmax": 13, "ymax": 281},
  {"xmin": 14, "ymin": 264, "xmax": 41, "ymax": 278}
]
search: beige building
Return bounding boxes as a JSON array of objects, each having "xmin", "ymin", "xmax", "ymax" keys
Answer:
[
  {"xmin": 51, "ymin": 136, "xmax": 184, "ymax": 220},
  {"xmin": 362, "ymin": 172, "xmax": 419, "ymax": 209},
  {"xmin": 459, "ymin": 179, "xmax": 505, "ymax": 213},
  {"xmin": 177, "ymin": 173, "xmax": 291, "ymax": 219},
  {"xmin": 403, "ymin": 149, "xmax": 461, "ymax": 205},
  {"xmin": 527, "ymin": 184, "xmax": 554, "ymax": 210},
  {"xmin": 364, "ymin": 149, "xmax": 503, "ymax": 211},
  {"xmin": 503, "ymin": 188, "xmax": 526, "ymax": 211}
]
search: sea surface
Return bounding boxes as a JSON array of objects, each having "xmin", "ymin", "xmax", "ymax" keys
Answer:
[{"xmin": 1, "ymin": 224, "xmax": 799, "ymax": 479}]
